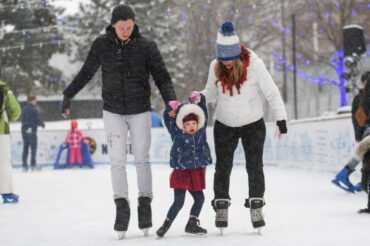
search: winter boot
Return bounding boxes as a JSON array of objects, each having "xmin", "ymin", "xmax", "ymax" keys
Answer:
[
  {"xmin": 332, "ymin": 165, "xmax": 356, "ymax": 192},
  {"xmin": 138, "ymin": 197, "xmax": 152, "ymax": 236},
  {"xmin": 354, "ymin": 182, "xmax": 363, "ymax": 192},
  {"xmin": 358, "ymin": 208, "xmax": 370, "ymax": 214},
  {"xmin": 185, "ymin": 217, "xmax": 207, "ymax": 235},
  {"xmin": 156, "ymin": 218, "xmax": 173, "ymax": 238},
  {"xmin": 2, "ymin": 193, "xmax": 19, "ymax": 204},
  {"xmin": 212, "ymin": 199, "xmax": 230, "ymax": 229},
  {"xmin": 359, "ymin": 170, "xmax": 370, "ymax": 214},
  {"xmin": 358, "ymin": 194, "xmax": 370, "ymax": 214},
  {"xmin": 249, "ymin": 198, "xmax": 265, "ymax": 230},
  {"xmin": 114, "ymin": 198, "xmax": 130, "ymax": 239}
]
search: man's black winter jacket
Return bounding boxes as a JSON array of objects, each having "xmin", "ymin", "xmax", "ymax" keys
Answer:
[
  {"xmin": 353, "ymin": 83, "xmax": 370, "ymax": 141},
  {"xmin": 63, "ymin": 25, "xmax": 176, "ymax": 115}
]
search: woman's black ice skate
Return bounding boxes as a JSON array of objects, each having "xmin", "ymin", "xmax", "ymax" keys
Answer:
[
  {"xmin": 156, "ymin": 218, "xmax": 173, "ymax": 238},
  {"xmin": 249, "ymin": 198, "xmax": 265, "ymax": 235},
  {"xmin": 213, "ymin": 199, "xmax": 230, "ymax": 235},
  {"xmin": 185, "ymin": 217, "xmax": 207, "ymax": 235},
  {"xmin": 114, "ymin": 198, "xmax": 130, "ymax": 240}
]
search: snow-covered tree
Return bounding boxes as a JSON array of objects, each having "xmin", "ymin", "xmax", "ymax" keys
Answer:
[
  {"xmin": 65, "ymin": 0, "xmax": 185, "ymax": 109},
  {"xmin": 0, "ymin": 0, "xmax": 66, "ymax": 95},
  {"xmin": 275, "ymin": 0, "xmax": 370, "ymax": 106}
]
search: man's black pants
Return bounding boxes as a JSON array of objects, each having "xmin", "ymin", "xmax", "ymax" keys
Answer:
[{"xmin": 22, "ymin": 129, "xmax": 37, "ymax": 168}]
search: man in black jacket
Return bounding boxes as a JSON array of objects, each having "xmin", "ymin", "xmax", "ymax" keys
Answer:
[
  {"xmin": 61, "ymin": 4, "xmax": 177, "ymax": 239},
  {"xmin": 332, "ymin": 71, "xmax": 370, "ymax": 192},
  {"xmin": 21, "ymin": 96, "xmax": 45, "ymax": 172}
]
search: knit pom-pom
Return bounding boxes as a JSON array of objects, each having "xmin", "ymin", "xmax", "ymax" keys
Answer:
[{"xmin": 221, "ymin": 21, "xmax": 235, "ymax": 34}]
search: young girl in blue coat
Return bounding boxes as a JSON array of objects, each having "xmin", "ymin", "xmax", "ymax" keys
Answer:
[{"xmin": 156, "ymin": 92, "xmax": 212, "ymax": 237}]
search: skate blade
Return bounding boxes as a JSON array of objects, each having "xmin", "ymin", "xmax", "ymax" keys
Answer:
[
  {"xmin": 331, "ymin": 180, "xmax": 355, "ymax": 193},
  {"xmin": 117, "ymin": 231, "xmax": 126, "ymax": 240},
  {"xmin": 219, "ymin": 228, "xmax": 225, "ymax": 236},
  {"xmin": 141, "ymin": 228, "xmax": 150, "ymax": 237},
  {"xmin": 256, "ymin": 228, "xmax": 263, "ymax": 235},
  {"xmin": 3, "ymin": 200, "xmax": 19, "ymax": 204},
  {"xmin": 358, "ymin": 209, "xmax": 370, "ymax": 214},
  {"xmin": 185, "ymin": 232, "xmax": 207, "ymax": 237}
]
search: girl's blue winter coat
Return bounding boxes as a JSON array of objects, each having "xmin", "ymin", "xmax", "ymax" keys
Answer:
[{"xmin": 163, "ymin": 95, "xmax": 212, "ymax": 169}]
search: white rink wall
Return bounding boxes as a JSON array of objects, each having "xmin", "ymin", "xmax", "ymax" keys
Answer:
[{"xmin": 9, "ymin": 113, "xmax": 355, "ymax": 172}]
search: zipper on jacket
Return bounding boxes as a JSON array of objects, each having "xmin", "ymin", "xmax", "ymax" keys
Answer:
[
  {"xmin": 115, "ymin": 38, "xmax": 130, "ymax": 112},
  {"xmin": 122, "ymin": 39, "xmax": 131, "ymax": 77},
  {"xmin": 177, "ymin": 150, "xmax": 182, "ymax": 164},
  {"xmin": 192, "ymin": 136, "xmax": 196, "ymax": 169}
]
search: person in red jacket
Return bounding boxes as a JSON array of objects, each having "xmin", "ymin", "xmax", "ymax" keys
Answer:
[{"xmin": 64, "ymin": 120, "xmax": 85, "ymax": 165}]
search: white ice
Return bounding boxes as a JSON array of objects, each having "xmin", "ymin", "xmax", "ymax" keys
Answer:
[{"xmin": 0, "ymin": 164, "xmax": 368, "ymax": 246}]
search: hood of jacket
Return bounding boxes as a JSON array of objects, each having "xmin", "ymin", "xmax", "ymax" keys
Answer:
[
  {"xmin": 175, "ymin": 103, "xmax": 206, "ymax": 131},
  {"xmin": 0, "ymin": 80, "xmax": 8, "ymax": 90}
]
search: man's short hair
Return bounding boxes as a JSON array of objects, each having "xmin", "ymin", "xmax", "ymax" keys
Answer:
[{"xmin": 27, "ymin": 95, "xmax": 36, "ymax": 102}]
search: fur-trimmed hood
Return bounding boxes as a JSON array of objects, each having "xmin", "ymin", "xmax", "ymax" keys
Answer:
[
  {"xmin": 355, "ymin": 135, "xmax": 370, "ymax": 160},
  {"xmin": 175, "ymin": 104, "xmax": 206, "ymax": 131},
  {"xmin": 163, "ymin": 95, "xmax": 212, "ymax": 169}
]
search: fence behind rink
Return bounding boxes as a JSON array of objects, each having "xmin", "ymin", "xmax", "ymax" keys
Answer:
[{"xmin": 9, "ymin": 113, "xmax": 355, "ymax": 172}]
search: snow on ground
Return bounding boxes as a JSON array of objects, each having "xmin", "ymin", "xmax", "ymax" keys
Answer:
[{"xmin": 0, "ymin": 164, "xmax": 368, "ymax": 246}]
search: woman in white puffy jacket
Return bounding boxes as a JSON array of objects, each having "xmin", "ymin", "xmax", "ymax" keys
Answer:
[{"xmin": 199, "ymin": 21, "xmax": 287, "ymax": 231}]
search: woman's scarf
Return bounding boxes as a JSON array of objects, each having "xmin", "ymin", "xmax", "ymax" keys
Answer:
[{"xmin": 216, "ymin": 45, "xmax": 251, "ymax": 96}]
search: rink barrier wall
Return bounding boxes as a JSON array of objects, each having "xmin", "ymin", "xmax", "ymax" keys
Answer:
[{"xmin": 9, "ymin": 113, "xmax": 355, "ymax": 172}]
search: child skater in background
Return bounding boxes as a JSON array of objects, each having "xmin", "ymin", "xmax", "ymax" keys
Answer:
[
  {"xmin": 156, "ymin": 92, "xmax": 213, "ymax": 238},
  {"xmin": 64, "ymin": 120, "xmax": 86, "ymax": 166}
]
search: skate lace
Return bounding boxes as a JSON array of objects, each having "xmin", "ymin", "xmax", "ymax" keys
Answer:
[
  {"xmin": 251, "ymin": 208, "xmax": 264, "ymax": 222},
  {"xmin": 216, "ymin": 208, "xmax": 228, "ymax": 222},
  {"xmin": 163, "ymin": 220, "xmax": 172, "ymax": 230}
]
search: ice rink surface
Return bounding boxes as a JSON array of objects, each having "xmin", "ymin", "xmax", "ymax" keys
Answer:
[{"xmin": 0, "ymin": 164, "xmax": 368, "ymax": 246}]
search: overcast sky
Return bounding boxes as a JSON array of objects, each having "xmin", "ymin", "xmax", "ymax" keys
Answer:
[{"xmin": 51, "ymin": 0, "xmax": 87, "ymax": 15}]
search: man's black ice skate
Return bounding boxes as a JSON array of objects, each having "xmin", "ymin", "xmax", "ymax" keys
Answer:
[
  {"xmin": 358, "ymin": 208, "xmax": 370, "ymax": 214},
  {"xmin": 248, "ymin": 198, "xmax": 265, "ymax": 234},
  {"xmin": 138, "ymin": 197, "xmax": 152, "ymax": 236},
  {"xmin": 185, "ymin": 217, "xmax": 207, "ymax": 235},
  {"xmin": 212, "ymin": 199, "xmax": 230, "ymax": 235},
  {"xmin": 156, "ymin": 218, "xmax": 173, "ymax": 238},
  {"xmin": 114, "ymin": 198, "xmax": 130, "ymax": 240}
]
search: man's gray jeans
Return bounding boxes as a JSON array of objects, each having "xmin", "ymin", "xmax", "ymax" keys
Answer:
[{"xmin": 103, "ymin": 110, "xmax": 152, "ymax": 202}]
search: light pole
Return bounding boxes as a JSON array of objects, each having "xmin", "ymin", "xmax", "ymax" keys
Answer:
[
  {"xmin": 292, "ymin": 14, "xmax": 297, "ymax": 119},
  {"xmin": 281, "ymin": 0, "xmax": 287, "ymax": 102}
]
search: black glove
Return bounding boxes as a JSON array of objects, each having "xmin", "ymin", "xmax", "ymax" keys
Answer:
[
  {"xmin": 361, "ymin": 168, "xmax": 370, "ymax": 193},
  {"xmin": 276, "ymin": 120, "xmax": 287, "ymax": 134},
  {"xmin": 61, "ymin": 96, "xmax": 71, "ymax": 114}
]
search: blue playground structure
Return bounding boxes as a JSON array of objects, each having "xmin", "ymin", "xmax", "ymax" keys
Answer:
[{"xmin": 53, "ymin": 141, "xmax": 94, "ymax": 169}]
